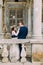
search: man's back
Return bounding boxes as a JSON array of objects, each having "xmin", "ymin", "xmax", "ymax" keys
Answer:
[{"xmin": 18, "ymin": 26, "xmax": 28, "ymax": 39}]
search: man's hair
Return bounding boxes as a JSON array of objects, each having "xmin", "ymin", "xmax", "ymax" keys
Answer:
[{"xmin": 18, "ymin": 21, "xmax": 24, "ymax": 25}]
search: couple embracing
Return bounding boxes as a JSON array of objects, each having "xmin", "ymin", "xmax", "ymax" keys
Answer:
[{"xmin": 10, "ymin": 21, "xmax": 28, "ymax": 62}]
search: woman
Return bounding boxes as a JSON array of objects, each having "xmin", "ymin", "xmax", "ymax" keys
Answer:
[{"xmin": 10, "ymin": 26, "xmax": 19, "ymax": 62}]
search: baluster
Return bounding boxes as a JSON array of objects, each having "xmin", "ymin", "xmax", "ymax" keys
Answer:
[
  {"xmin": 0, "ymin": 45, "xmax": 3, "ymax": 61},
  {"xmin": 10, "ymin": 43, "xmax": 19, "ymax": 62},
  {"xmin": 0, "ymin": 45, "xmax": 2, "ymax": 55},
  {"xmin": 2, "ymin": 44, "xmax": 9, "ymax": 63},
  {"xmin": 21, "ymin": 44, "xmax": 27, "ymax": 63}
]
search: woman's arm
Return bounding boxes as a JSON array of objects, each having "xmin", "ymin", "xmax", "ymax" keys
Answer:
[
  {"xmin": 12, "ymin": 28, "xmax": 20, "ymax": 36},
  {"xmin": 15, "ymin": 28, "xmax": 20, "ymax": 36}
]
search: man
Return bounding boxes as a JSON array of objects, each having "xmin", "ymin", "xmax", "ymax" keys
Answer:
[{"xmin": 18, "ymin": 21, "xmax": 28, "ymax": 60}]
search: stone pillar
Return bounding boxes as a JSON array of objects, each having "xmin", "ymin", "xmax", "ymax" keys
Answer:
[
  {"xmin": 0, "ymin": 0, "xmax": 3, "ymax": 6},
  {"xmin": 0, "ymin": 7, "xmax": 2, "ymax": 33},
  {"xmin": 0, "ymin": 0, "xmax": 3, "ymax": 58},
  {"xmin": 28, "ymin": 6, "xmax": 31, "ymax": 38},
  {"xmin": 32, "ymin": 0, "xmax": 43, "ymax": 62},
  {"xmin": 33, "ymin": 0, "xmax": 42, "ymax": 39},
  {"xmin": 0, "ymin": 0, "xmax": 3, "ymax": 38}
]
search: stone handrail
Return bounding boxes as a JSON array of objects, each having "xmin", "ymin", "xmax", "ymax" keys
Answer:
[
  {"xmin": 0, "ymin": 39, "xmax": 42, "ymax": 44},
  {"xmin": 0, "ymin": 39, "xmax": 30, "ymax": 44}
]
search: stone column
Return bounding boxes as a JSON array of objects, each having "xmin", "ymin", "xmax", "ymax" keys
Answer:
[
  {"xmin": 0, "ymin": 0, "xmax": 3, "ymax": 38},
  {"xmin": 0, "ymin": 7, "xmax": 2, "ymax": 33},
  {"xmin": 28, "ymin": 6, "xmax": 31, "ymax": 38},
  {"xmin": 32, "ymin": 0, "xmax": 43, "ymax": 62},
  {"xmin": 0, "ymin": 0, "xmax": 3, "ymax": 58},
  {"xmin": 0, "ymin": 0, "xmax": 3, "ymax": 6},
  {"xmin": 33, "ymin": 0, "xmax": 42, "ymax": 39}
]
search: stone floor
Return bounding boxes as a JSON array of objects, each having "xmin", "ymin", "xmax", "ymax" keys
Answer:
[{"xmin": 0, "ymin": 62, "xmax": 42, "ymax": 65}]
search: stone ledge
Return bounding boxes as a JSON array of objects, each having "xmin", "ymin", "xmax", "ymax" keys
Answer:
[{"xmin": 0, "ymin": 39, "xmax": 42, "ymax": 44}]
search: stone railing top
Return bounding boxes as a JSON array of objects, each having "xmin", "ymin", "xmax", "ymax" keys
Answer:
[
  {"xmin": 0, "ymin": 39, "xmax": 29, "ymax": 44},
  {"xmin": 0, "ymin": 39, "xmax": 42, "ymax": 44}
]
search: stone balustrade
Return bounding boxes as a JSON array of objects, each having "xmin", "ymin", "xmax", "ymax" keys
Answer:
[
  {"xmin": 0, "ymin": 39, "xmax": 32, "ymax": 63},
  {"xmin": 0, "ymin": 39, "xmax": 42, "ymax": 63}
]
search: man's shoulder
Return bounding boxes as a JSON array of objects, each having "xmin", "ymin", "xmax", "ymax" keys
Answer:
[
  {"xmin": 20, "ymin": 26, "xmax": 28, "ymax": 31},
  {"xmin": 24, "ymin": 26, "xmax": 28, "ymax": 30},
  {"xmin": 20, "ymin": 26, "xmax": 27, "ymax": 28}
]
